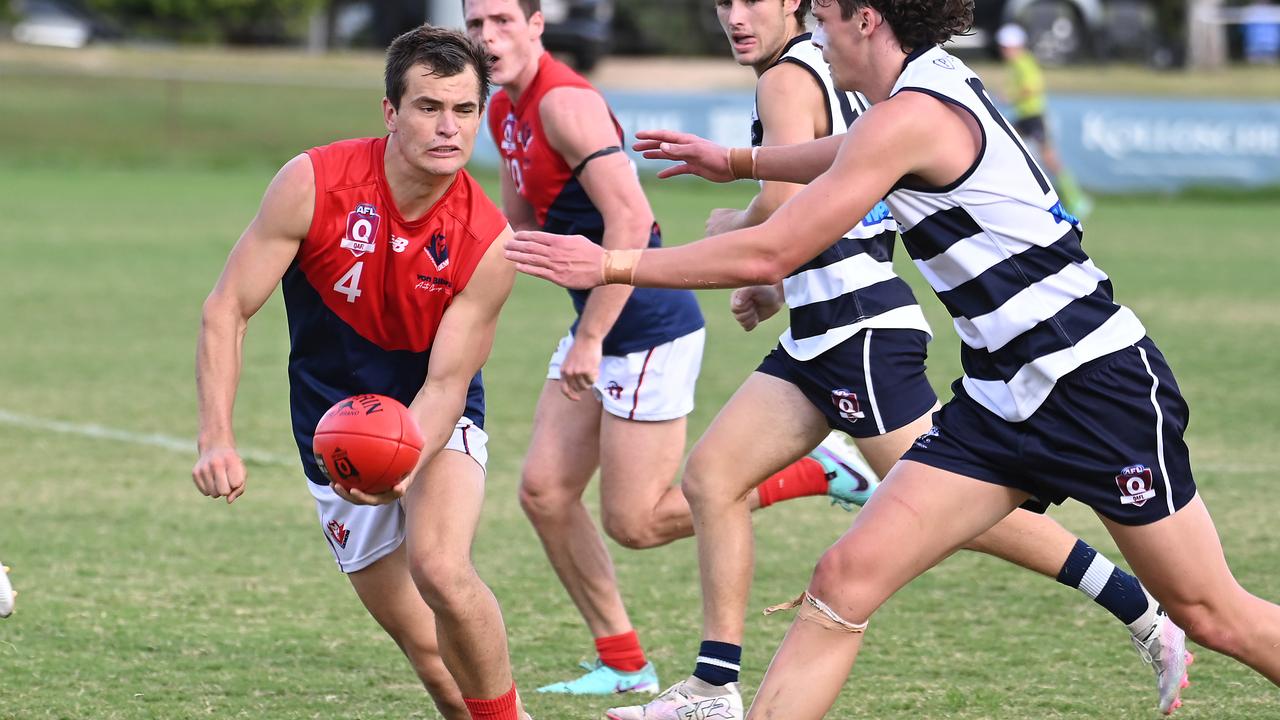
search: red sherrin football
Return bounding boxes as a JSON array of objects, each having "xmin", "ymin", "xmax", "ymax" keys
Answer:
[{"xmin": 313, "ymin": 394, "xmax": 424, "ymax": 494}]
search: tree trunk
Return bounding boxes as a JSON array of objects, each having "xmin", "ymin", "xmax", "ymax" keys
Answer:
[{"xmin": 1187, "ymin": 0, "xmax": 1228, "ymax": 69}]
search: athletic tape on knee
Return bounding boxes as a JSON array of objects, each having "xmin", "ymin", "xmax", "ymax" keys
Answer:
[{"xmin": 763, "ymin": 591, "xmax": 868, "ymax": 633}]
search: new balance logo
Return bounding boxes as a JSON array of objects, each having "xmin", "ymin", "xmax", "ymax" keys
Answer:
[{"xmin": 680, "ymin": 699, "xmax": 735, "ymax": 720}]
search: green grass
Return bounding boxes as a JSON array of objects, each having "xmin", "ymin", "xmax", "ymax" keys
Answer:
[{"xmin": 2, "ymin": 49, "xmax": 1280, "ymax": 720}]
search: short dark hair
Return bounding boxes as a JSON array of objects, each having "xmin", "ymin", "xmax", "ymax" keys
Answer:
[
  {"xmin": 384, "ymin": 24, "xmax": 493, "ymax": 110},
  {"xmin": 462, "ymin": 0, "xmax": 541, "ymax": 19},
  {"xmin": 816, "ymin": 0, "xmax": 973, "ymax": 50}
]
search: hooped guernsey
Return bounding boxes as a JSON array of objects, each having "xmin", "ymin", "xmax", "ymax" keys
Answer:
[
  {"xmin": 487, "ymin": 52, "xmax": 704, "ymax": 356},
  {"xmin": 752, "ymin": 34, "xmax": 932, "ymax": 361},
  {"xmin": 284, "ymin": 136, "xmax": 503, "ymax": 485}
]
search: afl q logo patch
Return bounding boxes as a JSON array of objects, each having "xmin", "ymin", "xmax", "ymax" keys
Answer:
[
  {"xmin": 1115, "ymin": 464, "xmax": 1156, "ymax": 507},
  {"xmin": 341, "ymin": 203, "xmax": 380, "ymax": 257},
  {"xmin": 831, "ymin": 388, "xmax": 865, "ymax": 421}
]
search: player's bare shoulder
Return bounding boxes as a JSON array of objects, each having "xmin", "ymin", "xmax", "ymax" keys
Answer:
[
  {"xmin": 537, "ymin": 86, "xmax": 617, "ymax": 159},
  {"xmin": 757, "ymin": 61, "xmax": 829, "ymax": 138},
  {"xmin": 256, "ymin": 152, "xmax": 317, "ymax": 242}
]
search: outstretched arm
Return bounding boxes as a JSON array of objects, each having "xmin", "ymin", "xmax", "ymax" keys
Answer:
[
  {"xmin": 633, "ymin": 129, "xmax": 845, "ymax": 185},
  {"xmin": 508, "ymin": 93, "xmax": 957, "ymax": 292},
  {"xmin": 193, "ymin": 154, "xmax": 312, "ymax": 503}
]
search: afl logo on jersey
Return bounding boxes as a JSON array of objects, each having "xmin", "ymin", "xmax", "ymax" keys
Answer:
[
  {"xmin": 341, "ymin": 202, "xmax": 381, "ymax": 257},
  {"xmin": 501, "ymin": 114, "xmax": 519, "ymax": 153}
]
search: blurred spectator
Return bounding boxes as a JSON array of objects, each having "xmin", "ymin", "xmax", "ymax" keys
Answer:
[
  {"xmin": 997, "ymin": 23, "xmax": 1093, "ymax": 220},
  {"xmin": 1242, "ymin": 0, "xmax": 1280, "ymax": 64}
]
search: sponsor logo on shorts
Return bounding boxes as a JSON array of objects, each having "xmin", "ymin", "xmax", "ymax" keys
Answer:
[
  {"xmin": 327, "ymin": 520, "xmax": 350, "ymax": 548},
  {"xmin": 913, "ymin": 426, "xmax": 941, "ymax": 450},
  {"xmin": 606, "ymin": 381, "xmax": 625, "ymax": 400},
  {"xmin": 1116, "ymin": 464, "xmax": 1157, "ymax": 507},
  {"xmin": 831, "ymin": 388, "xmax": 865, "ymax": 421}
]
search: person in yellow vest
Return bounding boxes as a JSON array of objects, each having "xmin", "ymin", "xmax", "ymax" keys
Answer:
[{"xmin": 997, "ymin": 23, "xmax": 1093, "ymax": 219}]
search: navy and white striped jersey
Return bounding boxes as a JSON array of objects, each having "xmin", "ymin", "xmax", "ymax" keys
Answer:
[
  {"xmin": 751, "ymin": 34, "xmax": 930, "ymax": 361},
  {"xmin": 887, "ymin": 46, "xmax": 1146, "ymax": 422}
]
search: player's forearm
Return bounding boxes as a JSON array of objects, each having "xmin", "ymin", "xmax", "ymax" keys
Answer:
[
  {"xmin": 752, "ymin": 134, "xmax": 845, "ymax": 185},
  {"xmin": 626, "ymin": 225, "xmax": 784, "ymax": 290},
  {"xmin": 195, "ymin": 303, "xmax": 247, "ymax": 449},
  {"xmin": 408, "ymin": 380, "xmax": 469, "ymax": 464},
  {"xmin": 575, "ymin": 284, "xmax": 634, "ymax": 342}
]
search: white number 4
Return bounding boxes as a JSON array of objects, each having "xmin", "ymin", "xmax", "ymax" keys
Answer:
[{"xmin": 334, "ymin": 262, "xmax": 364, "ymax": 303}]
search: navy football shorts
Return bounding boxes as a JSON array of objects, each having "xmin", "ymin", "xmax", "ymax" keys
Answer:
[
  {"xmin": 902, "ymin": 337, "xmax": 1197, "ymax": 526},
  {"xmin": 756, "ymin": 328, "xmax": 937, "ymax": 439}
]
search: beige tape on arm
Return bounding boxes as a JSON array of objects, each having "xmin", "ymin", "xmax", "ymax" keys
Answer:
[
  {"xmin": 728, "ymin": 146, "xmax": 758, "ymax": 180},
  {"xmin": 601, "ymin": 249, "xmax": 643, "ymax": 285},
  {"xmin": 763, "ymin": 591, "xmax": 869, "ymax": 633}
]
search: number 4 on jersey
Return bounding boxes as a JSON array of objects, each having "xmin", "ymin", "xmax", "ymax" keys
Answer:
[{"xmin": 334, "ymin": 262, "xmax": 364, "ymax": 303}]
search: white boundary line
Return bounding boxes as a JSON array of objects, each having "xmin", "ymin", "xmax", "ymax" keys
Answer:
[{"xmin": 0, "ymin": 409, "xmax": 294, "ymax": 466}]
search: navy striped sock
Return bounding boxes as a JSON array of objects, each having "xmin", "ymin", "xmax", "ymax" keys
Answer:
[
  {"xmin": 693, "ymin": 640, "xmax": 741, "ymax": 687},
  {"xmin": 1056, "ymin": 539, "xmax": 1151, "ymax": 625}
]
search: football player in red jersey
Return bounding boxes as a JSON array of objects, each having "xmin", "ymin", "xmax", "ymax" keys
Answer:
[{"xmin": 193, "ymin": 26, "xmax": 529, "ymax": 720}]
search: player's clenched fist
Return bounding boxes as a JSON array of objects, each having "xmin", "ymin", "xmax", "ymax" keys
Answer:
[
  {"xmin": 504, "ymin": 231, "xmax": 605, "ymax": 289},
  {"xmin": 730, "ymin": 285, "xmax": 784, "ymax": 332},
  {"xmin": 633, "ymin": 130, "xmax": 734, "ymax": 182},
  {"xmin": 192, "ymin": 445, "xmax": 246, "ymax": 504}
]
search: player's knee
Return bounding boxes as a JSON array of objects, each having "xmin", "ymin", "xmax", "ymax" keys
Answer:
[
  {"xmin": 602, "ymin": 510, "xmax": 661, "ymax": 550},
  {"xmin": 1166, "ymin": 599, "xmax": 1246, "ymax": 658},
  {"xmin": 518, "ymin": 468, "xmax": 575, "ymax": 524},
  {"xmin": 810, "ymin": 538, "xmax": 883, "ymax": 608},
  {"xmin": 681, "ymin": 446, "xmax": 733, "ymax": 511},
  {"xmin": 408, "ymin": 554, "xmax": 475, "ymax": 614}
]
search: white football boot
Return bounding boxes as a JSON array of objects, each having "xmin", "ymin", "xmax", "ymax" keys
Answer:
[
  {"xmin": 605, "ymin": 676, "xmax": 743, "ymax": 720},
  {"xmin": 0, "ymin": 563, "xmax": 14, "ymax": 618},
  {"xmin": 1131, "ymin": 609, "xmax": 1193, "ymax": 714}
]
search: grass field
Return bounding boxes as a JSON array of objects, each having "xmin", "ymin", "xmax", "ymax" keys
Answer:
[{"xmin": 2, "ymin": 45, "xmax": 1279, "ymax": 719}]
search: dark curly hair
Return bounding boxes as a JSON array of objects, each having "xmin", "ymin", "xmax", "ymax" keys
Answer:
[
  {"xmin": 815, "ymin": 0, "xmax": 974, "ymax": 50},
  {"xmin": 796, "ymin": 0, "xmax": 813, "ymax": 27},
  {"xmin": 385, "ymin": 24, "xmax": 493, "ymax": 110}
]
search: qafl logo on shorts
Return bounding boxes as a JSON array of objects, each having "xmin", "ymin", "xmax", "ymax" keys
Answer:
[
  {"xmin": 341, "ymin": 203, "xmax": 380, "ymax": 257},
  {"xmin": 831, "ymin": 388, "xmax": 865, "ymax": 421},
  {"xmin": 605, "ymin": 381, "xmax": 624, "ymax": 400},
  {"xmin": 1115, "ymin": 464, "xmax": 1157, "ymax": 507}
]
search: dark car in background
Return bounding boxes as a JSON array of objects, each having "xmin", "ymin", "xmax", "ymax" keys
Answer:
[
  {"xmin": 957, "ymin": 0, "xmax": 1165, "ymax": 65},
  {"xmin": 540, "ymin": 0, "xmax": 614, "ymax": 71}
]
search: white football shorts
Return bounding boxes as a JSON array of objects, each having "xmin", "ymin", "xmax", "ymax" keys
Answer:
[
  {"xmin": 308, "ymin": 416, "xmax": 487, "ymax": 573},
  {"xmin": 546, "ymin": 328, "xmax": 705, "ymax": 421}
]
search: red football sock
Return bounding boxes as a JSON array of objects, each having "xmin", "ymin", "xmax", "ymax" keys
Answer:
[
  {"xmin": 596, "ymin": 629, "xmax": 648, "ymax": 672},
  {"xmin": 463, "ymin": 683, "xmax": 519, "ymax": 720},
  {"xmin": 756, "ymin": 457, "xmax": 829, "ymax": 508}
]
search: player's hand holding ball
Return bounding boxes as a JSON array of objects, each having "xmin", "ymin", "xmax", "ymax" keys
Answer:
[
  {"xmin": 193, "ymin": 444, "xmax": 247, "ymax": 504},
  {"xmin": 313, "ymin": 394, "xmax": 424, "ymax": 506}
]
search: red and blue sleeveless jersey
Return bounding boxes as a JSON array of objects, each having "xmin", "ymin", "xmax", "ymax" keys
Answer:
[
  {"xmin": 487, "ymin": 53, "xmax": 703, "ymax": 356},
  {"xmin": 283, "ymin": 136, "xmax": 504, "ymax": 485}
]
